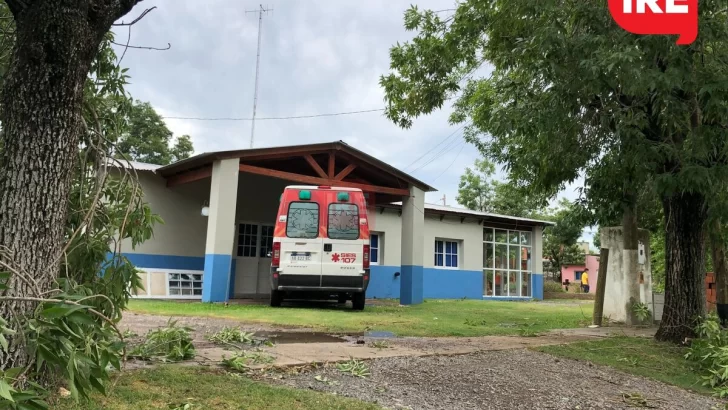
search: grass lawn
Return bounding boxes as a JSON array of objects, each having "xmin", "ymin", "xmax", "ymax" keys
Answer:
[
  {"xmin": 57, "ymin": 366, "xmax": 378, "ymax": 410},
  {"xmin": 536, "ymin": 336, "xmax": 711, "ymax": 395},
  {"xmin": 128, "ymin": 299, "xmax": 593, "ymax": 337}
]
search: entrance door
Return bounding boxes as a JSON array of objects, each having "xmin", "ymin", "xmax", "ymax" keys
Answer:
[
  {"xmin": 233, "ymin": 222, "xmax": 274, "ymax": 297},
  {"xmin": 256, "ymin": 225, "xmax": 274, "ymax": 294}
]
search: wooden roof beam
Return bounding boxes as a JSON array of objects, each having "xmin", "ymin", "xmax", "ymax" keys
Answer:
[
  {"xmin": 238, "ymin": 163, "xmax": 409, "ymax": 196},
  {"xmin": 166, "ymin": 166, "xmax": 212, "ymax": 187},
  {"xmin": 304, "ymin": 154, "xmax": 328, "ymax": 178}
]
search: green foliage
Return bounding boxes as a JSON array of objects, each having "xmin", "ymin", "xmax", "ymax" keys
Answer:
[
  {"xmin": 336, "ymin": 359, "xmax": 370, "ymax": 378},
  {"xmin": 541, "ymin": 200, "xmax": 587, "ymax": 280},
  {"xmin": 207, "ymin": 327, "xmax": 256, "ymax": 345},
  {"xmin": 115, "ymin": 101, "xmax": 194, "ymax": 165},
  {"xmin": 686, "ymin": 315, "xmax": 728, "ymax": 397},
  {"xmin": 130, "ymin": 320, "xmax": 195, "ymax": 362},
  {"xmin": 631, "ymin": 302, "xmax": 652, "ymax": 324},
  {"xmin": 221, "ymin": 351, "xmax": 274, "ymax": 372},
  {"xmin": 370, "ymin": 340, "xmax": 390, "ymax": 349},
  {"xmin": 456, "ymin": 159, "xmax": 494, "ymax": 212},
  {"xmin": 456, "ymin": 158, "xmax": 548, "ymax": 217},
  {"xmin": 543, "ymin": 280, "xmax": 565, "ymax": 294}
]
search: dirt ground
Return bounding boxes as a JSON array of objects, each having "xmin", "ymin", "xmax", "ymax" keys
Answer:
[
  {"xmin": 270, "ymin": 351, "xmax": 721, "ymax": 410},
  {"xmin": 121, "ymin": 313, "xmax": 722, "ymax": 410}
]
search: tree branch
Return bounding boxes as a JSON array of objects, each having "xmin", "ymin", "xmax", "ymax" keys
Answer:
[
  {"xmin": 111, "ymin": 41, "xmax": 170, "ymax": 51},
  {"xmin": 112, "ymin": 6, "xmax": 156, "ymax": 26},
  {"xmin": 4, "ymin": 0, "xmax": 28, "ymax": 17}
]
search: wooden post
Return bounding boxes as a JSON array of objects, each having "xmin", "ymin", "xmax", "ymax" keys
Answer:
[{"xmin": 592, "ymin": 247, "xmax": 610, "ymax": 326}]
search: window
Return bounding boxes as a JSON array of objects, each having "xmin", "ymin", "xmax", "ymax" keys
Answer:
[
  {"xmin": 237, "ymin": 223, "xmax": 258, "ymax": 257},
  {"xmin": 168, "ymin": 272, "xmax": 202, "ymax": 296},
  {"xmin": 435, "ymin": 240, "xmax": 458, "ymax": 268},
  {"xmin": 260, "ymin": 225, "xmax": 274, "ymax": 257},
  {"xmin": 575, "ymin": 271, "xmax": 583, "ymax": 282},
  {"xmin": 287, "ymin": 202, "xmax": 319, "ymax": 239},
  {"xmin": 483, "ymin": 228, "xmax": 532, "ymax": 297},
  {"xmin": 328, "ymin": 203, "xmax": 359, "ymax": 240},
  {"xmin": 370, "ymin": 233, "xmax": 381, "ymax": 265}
]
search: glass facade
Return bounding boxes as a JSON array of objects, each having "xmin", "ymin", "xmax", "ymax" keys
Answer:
[{"xmin": 483, "ymin": 228, "xmax": 532, "ymax": 297}]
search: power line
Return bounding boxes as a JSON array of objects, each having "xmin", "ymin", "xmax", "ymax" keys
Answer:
[
  {"xmin": 431, "ymin": 140, "xmax": 467, "ymax": 183},
  {"xmin": 161, "ymin": 108, "xmax": 385, "ymax": 122},
  {"xmin": 409, "ymin": 130, "xmax": 466, "ymax": 174},
  {"xmin": 402, "ymin": 124, "xmax": 466, "ymax": 172}
]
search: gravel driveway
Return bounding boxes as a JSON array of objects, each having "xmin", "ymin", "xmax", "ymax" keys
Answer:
[{"xmin": 269, "ymin": 350, "xmax": 722, "ymax": 410}]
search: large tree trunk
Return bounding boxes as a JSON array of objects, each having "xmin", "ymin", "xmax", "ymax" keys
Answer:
[
  {"xmin": 655, "ymin": 192, "xmax": 707, "ymax": 343},
  {"xmin": 0, "ymin": 0, "xmax": 141, "ymax": 370},
  {"xmin": 709, "ymin": 217, "xmax": 728, "ymax": 326}
]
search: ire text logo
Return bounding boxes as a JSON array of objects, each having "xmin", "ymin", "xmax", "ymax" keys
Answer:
[{"xmin": 608, "ymin": 0, "xmax": 698, "ymax": 45}]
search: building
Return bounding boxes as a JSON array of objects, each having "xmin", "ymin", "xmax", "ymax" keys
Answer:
[
  {"xmin": 561, "ymin": 254, "xmax": 600, "ymax": 293},
  {"xmin": 115, "ymin": 141, "xmax": 553, "ymax": 303}
]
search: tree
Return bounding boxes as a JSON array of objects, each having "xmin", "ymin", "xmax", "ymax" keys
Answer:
[
  {"xmin": 456, "ymin": 159, "xmax": 494, "ymax": 212},
  {"xmin": 116, "ymin": 100, "xmax": 194, "ymax": 165},
  {"xmin": 490, "ymin": 181, "xmax": 547, "ymax": 219},
  {"xmin": 381, "ymin": 2, "xmax": 728, "ymax": 343},
  {"xmin": 0, "ymin": 0, "xmax": 142, "ymax": 376},
  {"xmin": 542, "ymin": 200, "xmax": 587, "ymax": 281}
]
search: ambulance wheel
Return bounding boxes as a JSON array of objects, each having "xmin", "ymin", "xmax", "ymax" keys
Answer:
[
  {"xmin": 352, "ymin": 292, "xmax": 365, "ymax": 311},
  {"xmin": 270, "ymin": 290, "xmax": 283, "ymax": 307}
]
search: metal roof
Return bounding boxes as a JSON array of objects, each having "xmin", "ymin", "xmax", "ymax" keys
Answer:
[
  {"xmin": 156, "ymin": 140, "xmax": 436, "ymax": 192},
  {"xmin": 423, "ymin": 203, "xmax": 555, "ymax": 226},
  {"xmin": 106, "ymin": 158, "xmax": 162, "ymax": 172}
]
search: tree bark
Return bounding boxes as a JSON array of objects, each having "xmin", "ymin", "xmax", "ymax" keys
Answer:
[
  {"xmin": 592, "ymin": 247, "xmax": 609, "ymax": 326},
  {"xmin": 0, "ymin": 0, "xmax": 141, "ymax": 370},
  {"xmin": 709, "ymin": 217, "xmax": 728, "ymax": 326},
  {"xmin": 655, "ymin": 192, "xmax": 707, "ymax": 343}
]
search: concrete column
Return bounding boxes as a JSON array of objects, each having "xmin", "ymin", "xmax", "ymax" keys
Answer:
[
  {"xmin": 531, "ymin": 225, "xmax": 544, "ymax": 300},
  {"xmin": 202, "ymin": 159, "xmax": 239, "ymax": 302},
  {"xmin": 400, "ymin": 185, "xmax": 425, "ymax": 305}
]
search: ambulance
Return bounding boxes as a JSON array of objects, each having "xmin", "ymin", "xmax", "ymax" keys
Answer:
[{"xmin": 269, "ymin": 186, "xmax": 370, "ymax": 310}]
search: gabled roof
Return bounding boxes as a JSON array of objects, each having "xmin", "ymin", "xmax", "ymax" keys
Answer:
[{"xmin": 156, "ymin": 140, "xmax": 436, "ymax": 192}]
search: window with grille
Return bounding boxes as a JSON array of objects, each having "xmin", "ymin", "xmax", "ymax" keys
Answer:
[
  {"xmin": 237, "ymin": 223, "xmax": 258, "ymax": 257},
  {"xmin": 168, "ymin": 272, "xmax": 203, "ymax": 296}
]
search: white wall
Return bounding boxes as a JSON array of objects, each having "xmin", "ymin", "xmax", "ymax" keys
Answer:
[{"xmin": 121, "ymin": 171, "xmax": 208, "ymax": 257}]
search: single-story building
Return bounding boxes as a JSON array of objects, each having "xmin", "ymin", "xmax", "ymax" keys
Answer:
[
  {"xmin": 561, "ymin": 254, "xmax": 600, "ymax": 293},
  {"xmin": 115, "ymin": 141, "xmax": 553, "ymax": 303}
]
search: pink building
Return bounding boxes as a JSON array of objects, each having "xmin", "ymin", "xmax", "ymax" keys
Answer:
[{"xmin": 561, "ymin": 254, "xmax": 600, "ymax": 293}]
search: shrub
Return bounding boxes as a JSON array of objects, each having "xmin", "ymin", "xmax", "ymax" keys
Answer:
[
  {"xmin": 686, "ymin": 314, "xmax": 728, "ymax": 397},
  {"xmin": 543, "ymin": 280, "xmax": 564, "ymax": 293}
]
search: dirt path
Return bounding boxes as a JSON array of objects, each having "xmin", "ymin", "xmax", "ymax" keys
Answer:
[
  {"xmin": 121, "ymin": 313, "xmax": 719, "ymax": 409},
  {"xmin": 269, "ymin": 351, "xmax": 720, "ymax": 410}
]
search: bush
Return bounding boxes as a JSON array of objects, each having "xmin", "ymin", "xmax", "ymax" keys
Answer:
[
  {"xmin": 543, "ymin": 280, "xmax": 564, "ymax": 293},
  {"xmin": 686, "ymin": 314, "xmax": 728, "ymax": 397}
]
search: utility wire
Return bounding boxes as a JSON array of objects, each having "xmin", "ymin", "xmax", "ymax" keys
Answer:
[
  {"xmin": 403, "ymin": 124, "xmax": 466, "ymax": 172},
  {"xmin": 162, "ymin": 108, "xmax": 385, "ymax": 122},
  {"xmin": 431, "ymin": 140, "xmax": 467, "ymax": 183},
  {"xmin": 409, "ymin": 129, "xmax": 466, "ymax": 174}
]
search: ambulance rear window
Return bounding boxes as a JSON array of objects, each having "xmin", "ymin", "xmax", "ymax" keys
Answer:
[
  {"xmin": 328, "ymin": 203, "xmax": 359, "ymax": 240},
  {"xmin": 286, "ymin": 202, "xmax": 319, "ymax": 239}
]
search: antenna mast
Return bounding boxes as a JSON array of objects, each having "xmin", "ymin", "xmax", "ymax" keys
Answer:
[{"xmin": 246, "ymin": 4, "xmax": 273, "ymax": 148}]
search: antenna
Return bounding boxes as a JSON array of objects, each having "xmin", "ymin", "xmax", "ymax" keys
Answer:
[
  {"xmin": 441, "ymin": 194, "xmax": 446, "ymax": 206},
  {"xmin": 246, "ymin": 4, "xmax": 273, "ymax": 148}
]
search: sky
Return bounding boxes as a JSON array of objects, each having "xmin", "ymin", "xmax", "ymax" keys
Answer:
[{"xmin": 112, "ymin": 0, "xmax": 594, "ymax": 246}]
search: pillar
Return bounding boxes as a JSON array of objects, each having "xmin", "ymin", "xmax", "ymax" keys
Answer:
[
  {"xmin": 400, "ymin": 186, "xmax": 425, "ymax": 305},
  {"xmin": 531, "ymin": 225, "xmax": 544, "ymax": 300},
  {"xmin": 202, "ymin": 159, "xmax": 239, "ymax": 302}
]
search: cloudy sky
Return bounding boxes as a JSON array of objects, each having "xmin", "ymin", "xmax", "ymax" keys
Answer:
[{"xmin": 112, "ymin": 0, "xmax": 594, "ymax": 245}]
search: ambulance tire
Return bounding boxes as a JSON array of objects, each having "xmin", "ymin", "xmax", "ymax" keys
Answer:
[
  {"xmin": 270, "ymin": 290, "xmax": 283, "ymax": 307},
  {"xmin": 352, "ymin": 292, "xmax": 365, "ymax": 311}
]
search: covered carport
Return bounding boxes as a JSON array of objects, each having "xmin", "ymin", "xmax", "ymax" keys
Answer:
[{"xmin": 156, "ymin": 141, "xmax": 435, "ymax": 304}]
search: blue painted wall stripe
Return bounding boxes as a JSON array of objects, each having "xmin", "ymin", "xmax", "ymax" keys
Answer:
[
  {"xmin": 119, "ymin": 253, "xmax": 205, "ymax": 271},
  {"xmin": 203, "ymin": 254, "xmax": 232, "ymax": 303},
  {"xmin": 532, "ymin": 273, "xmax": 544, "ymax": 300},
  {"xmin": 400, "ymin": 265, "xmax": 424, "ymax": 305}
]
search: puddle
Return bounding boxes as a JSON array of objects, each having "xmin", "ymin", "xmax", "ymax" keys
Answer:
[
  {"xmin": 255, "ymin": 331, "xmax": 351, "ymax": 344},
  {"xmin": 365, "ymin": 331, "xmax": 396, "ymax": 338}
]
